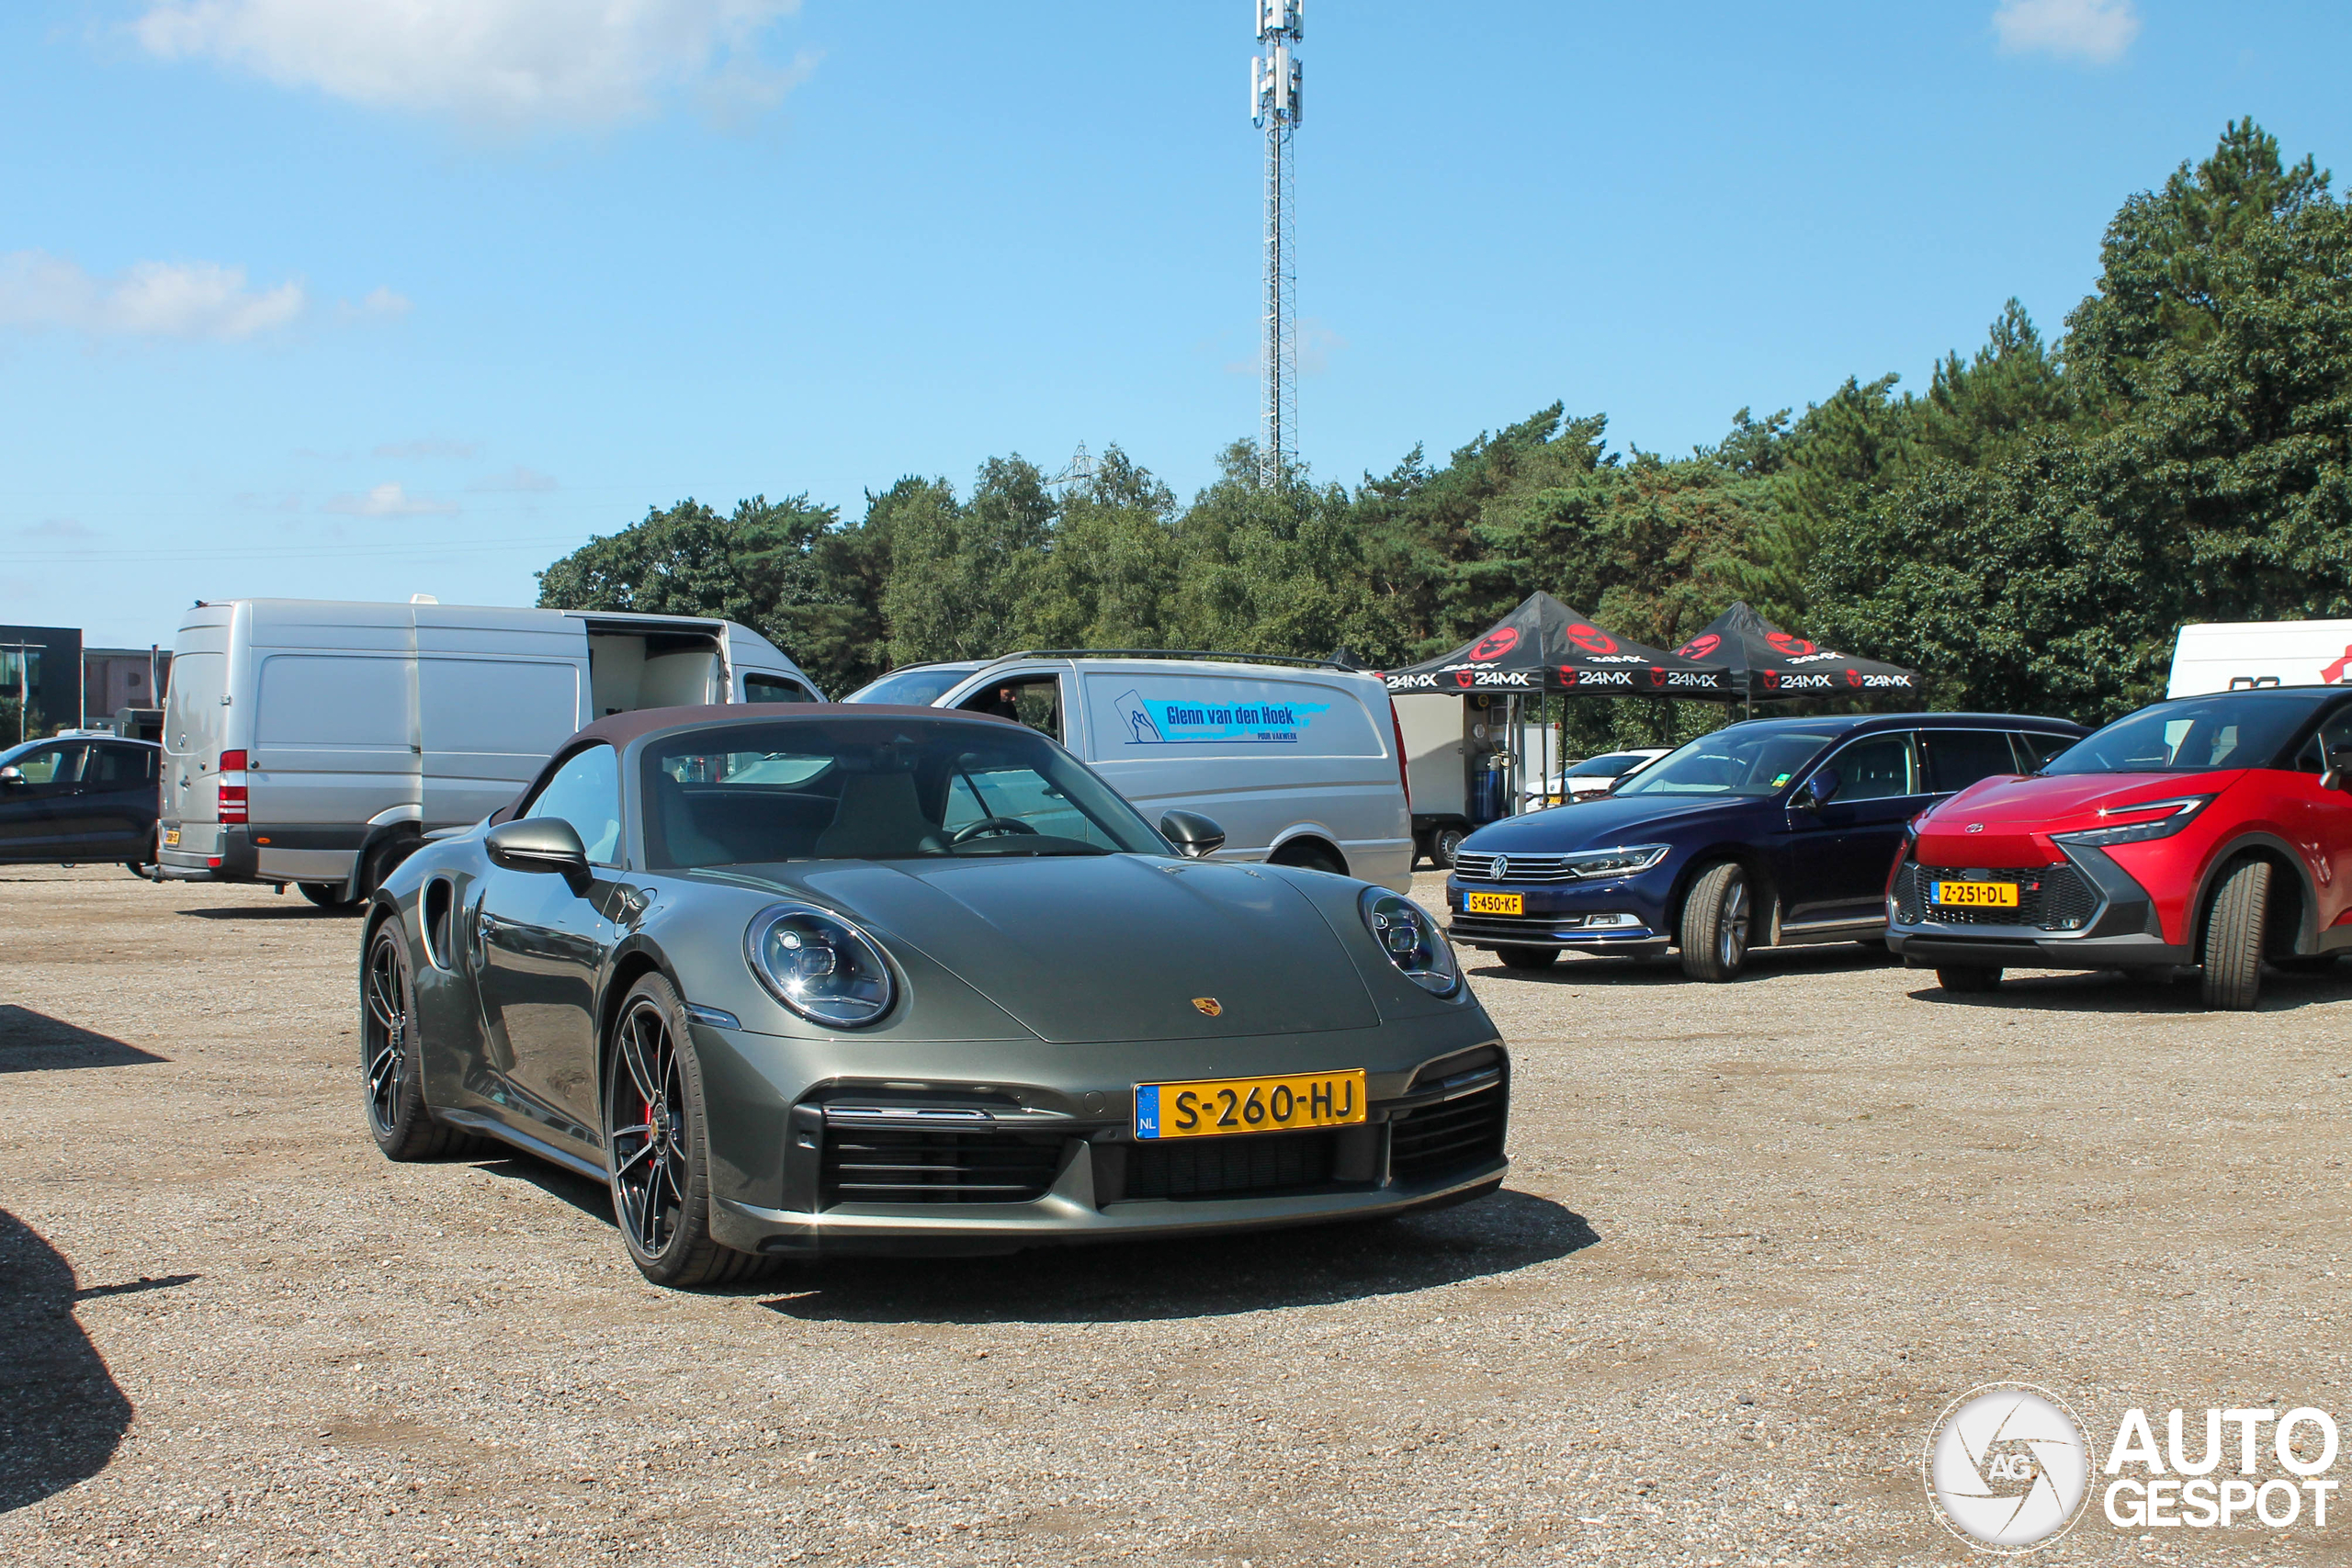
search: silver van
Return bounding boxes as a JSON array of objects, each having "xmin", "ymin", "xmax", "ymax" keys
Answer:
[
  {"xmin": 157, "ymin": 598, "xmax": 820, "ymax": 906},
  {"xmin": 845, "ymin": 652, "xmax": 1413, "ymax": 891}
]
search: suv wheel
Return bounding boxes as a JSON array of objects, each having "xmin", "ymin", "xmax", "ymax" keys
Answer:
[
  {"xmin": 1679, "ymin": 862, "xmax": 1753, "ymax": 982},
  {"xmin": 2200, "ymin": 858, "xmax": 2271, "ymax": 1011}
]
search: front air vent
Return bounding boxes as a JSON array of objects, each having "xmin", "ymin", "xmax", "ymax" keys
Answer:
[
  {"xmin": 1125, "ymin": 1130, "xmax": 1338, "ymax": 1200},
  {"xmin": 820, "ymin": 1128, "xmax": 1064, "ymax": 1207}
]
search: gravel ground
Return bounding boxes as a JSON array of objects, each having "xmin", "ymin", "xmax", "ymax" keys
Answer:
[{"xmin": 5, "ymin": 863, "xmax": 2351, "ymax": 1566}]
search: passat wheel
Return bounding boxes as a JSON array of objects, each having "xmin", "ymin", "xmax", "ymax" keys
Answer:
[
  {"xmin": 605, "ymin": 974, "xmax": 773, "ymax": 1289},
  {"xmin": 2200, "ymin": 858, "xmax": 2271, "ymax": 1011},
  {"xmin": 1679, "ymin": 862, "xmax": 1753, "ymax": 981},
  {"xmin": 1937, "ymin": 964, "xmax": 2003, "ymax": 994},
  {"xmin": 1496, "ymin": 945, "xmax": 1558, "ymax": 970},
  {"xmin": 362, "ymin": 919, "xmax": 481, "ymax": 1160}
]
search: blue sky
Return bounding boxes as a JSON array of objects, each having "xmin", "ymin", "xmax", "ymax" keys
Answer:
[{"xmin": 6, "ymin": 0, "xmax": 2349, "ymax": 649}]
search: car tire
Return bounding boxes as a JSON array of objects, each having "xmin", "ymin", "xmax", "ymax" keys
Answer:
[
  {"xmin": 2200, "ymin": 858, "xmax": 2271, "ymax": 1011},
  {"xmin": 300, "ymin": 881, "xmax": 363, "ymax": 912},
  {"xmin": 362, "ymin": 919, "xmax": 487, "ymax": 1161},
  {"xmin": 1496, "ymin": 945, "xmax": 1559, "ymax": 970},
  {"xmin": 1937, "ymin": 964, "xmax": 2003, "ymax": 994},
  {"xmin": 605, "ymin": 973, "xmax": 777, "ymax": 1290},
  {"xmin": 1431, "ymin": 827, "xmax": 1465, "ymax": 870},
  {"xmin": 1678, "ymin": 862, "xmax": 1753, "ymax": 982}
]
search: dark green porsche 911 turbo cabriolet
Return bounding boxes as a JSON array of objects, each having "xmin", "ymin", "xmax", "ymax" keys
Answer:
[{"xmin": 360, "ymin": 705, "xmax": 1510, "ymax": 1287}]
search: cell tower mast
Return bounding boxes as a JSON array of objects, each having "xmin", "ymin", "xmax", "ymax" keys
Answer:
[{"xmin": 1250, "ymin": 1, "xmax": 1303, "ymax": 489}]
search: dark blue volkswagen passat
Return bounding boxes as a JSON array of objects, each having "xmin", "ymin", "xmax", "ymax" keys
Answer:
[{"xmin": 1444, "ymin": 713, "xmax": 2086, "ymax": 980}]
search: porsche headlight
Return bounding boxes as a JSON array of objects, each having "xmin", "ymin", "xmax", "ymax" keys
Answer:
[
  {"xmin": 745, "ymin": 903, "xmax": 896, "ymax": 1028},
  {"xmin": 1360, "ymin": 886, "xmax": 1461, "ymax": 997}
]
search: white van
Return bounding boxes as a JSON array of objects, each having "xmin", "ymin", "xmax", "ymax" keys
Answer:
[
  {"xmin": 157, "ymin": 598, "xmax": 820, "ymax": 906},
  {"xmin": 2167, "ymin": 620, "xmax": 2352, "ymax": 698},
  {"xmin": 846, "ymin": 653, "xmax": 1414, "ymax": 891}
]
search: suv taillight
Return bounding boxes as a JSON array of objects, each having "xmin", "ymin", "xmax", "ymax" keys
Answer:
[{"xmin": 217, "ymin": 749, "xmax": 248, "ymax": 824}]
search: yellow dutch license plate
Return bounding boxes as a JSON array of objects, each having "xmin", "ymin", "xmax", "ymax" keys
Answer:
[
  {"xmin": 1464, "ymin": 891, "xmax": 1523, "ymax": 915},
  {"xmin": 1933, "ymin": 880, "xmax": 2018, "ymax": 908},
  {"xmin": 162, "ymin": 829, "xmax": 181, "ymax": 847},
  {"xmin": 1135, "ymin": 1069, "xmax": 1366, "ymax": 1141}
]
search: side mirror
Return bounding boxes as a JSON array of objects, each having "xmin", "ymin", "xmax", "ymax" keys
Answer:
[
  {"xmin": 2325, "ymin": 767, "xmax": 2352, "ymax": 795},
  {"xmin": 1159, "ymin": 810, "xmax": 1227, "ymax": 860},
  {"xmin": 1794, "ymin": 770, "xmax": 1839, "ymax": 812},
  {"xmin": 485, "ymin": 817, "xmax": 592, "ymax": 889},
  {"xmin": 0, "ymin": 765, "xmax": 19, "ymax": 785}
]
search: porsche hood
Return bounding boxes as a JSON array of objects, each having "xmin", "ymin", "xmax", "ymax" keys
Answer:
[{"xmin": 726, "ymin": 854, "xmax": 1383, "ymax": 1043}]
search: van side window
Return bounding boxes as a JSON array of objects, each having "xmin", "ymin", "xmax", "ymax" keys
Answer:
[
  {"xmin": 960, "ymin": 677, "xmax": 1062, "ymax": 745},
  {"xmin": 524, "ymin": 745, "xmax": 622, "ymax": 864},
  {"xmin": 744, "ymin": 674, "xmax": 813, "ymax": 705}
]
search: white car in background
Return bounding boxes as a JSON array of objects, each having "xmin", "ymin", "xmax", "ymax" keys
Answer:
[{"xmin": 1528, "ymin": 747, "xmax": 1672, "ymax": 807}]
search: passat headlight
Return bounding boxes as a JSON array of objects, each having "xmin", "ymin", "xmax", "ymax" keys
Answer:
[
  {"xmin": 2051, "ymin": 795, "xmax": 2213, "ymax": 849},
  {"xmin": 1360, "ymin": 886, "xmax": 1461, "ymax": 997},
  {"xmin": 1563, "ymin": 843, "xmax": 1672, "ymax": 879},
  {"xmin": 745, "ymin": 902, "xmax": 896, "ymax": 1028}
]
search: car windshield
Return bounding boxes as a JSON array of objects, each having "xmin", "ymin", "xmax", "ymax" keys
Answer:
[
  {"xmin": 2041, "ymin": 694, "xmax": 2318, "ymax": 775},
  {"xmin": 843, "ymin": 666, "xmax": 978, "ymax": 707},
  {"xmin": 1565, "ymin": 752, "xmax": 1645, "ymax": 778},
  {"xmin": 642, "ymin": 717, "xmax": 1165, "ymax": 869},
  {"xmin": 1615, "ymin": 727, "xmax": 1839, "ymax": 798}
]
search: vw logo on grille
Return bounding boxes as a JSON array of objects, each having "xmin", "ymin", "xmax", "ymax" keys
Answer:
[{"xmin": 1492, "ymin": 855, "xmax": 1508, "ymax": 879}]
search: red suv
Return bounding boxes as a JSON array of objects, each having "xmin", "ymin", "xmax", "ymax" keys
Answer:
[{"xmin": 1887, "ymin": 688, "xmax": 2352, "ymax": 1010}]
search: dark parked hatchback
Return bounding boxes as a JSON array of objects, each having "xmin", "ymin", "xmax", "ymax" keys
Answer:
[
  {"xmin": 0, "ymin": 734, "xmax": 162, "ymax": 872},
  {"xmin": 1444, "ymin": 713, "xmax": 2086, "ymax": 979}
]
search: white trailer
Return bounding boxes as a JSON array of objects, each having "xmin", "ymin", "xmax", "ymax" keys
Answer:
[{"xmin": 2165, "ymin": 621, "xmax": 2352, "ymax": 698}]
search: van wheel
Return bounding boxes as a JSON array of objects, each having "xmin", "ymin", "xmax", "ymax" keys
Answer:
[
  {"xmin": 2200, "ymin": 858, "xmax": 2271, "ymax": 1011},
  {"xmin": 1678, "ymin": 862, "xmax": 1753, "ymax": 981},
  {"xmin": 1268, "ymin": 840, "xmax": 1348, "ymax": 876},
  {"xmin": 1431, "ymin": 827, "xmax": 1466, "ymax": 869},
  {"xmin": 300, "ymin": 882, "xmax": 362, "ymax": 912},
  {"xmin": 1937, "ymin": 964, "xmax": 2003, "ymax": 994},
  {"xmin": 1496, "ymin": 945, "xmax": 1559, "ymax": 970}
]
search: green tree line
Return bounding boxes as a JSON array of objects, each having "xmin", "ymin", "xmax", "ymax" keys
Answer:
[{"xmin": 540, "ymin": 119, "xmax": 2352, "ymax": 740}]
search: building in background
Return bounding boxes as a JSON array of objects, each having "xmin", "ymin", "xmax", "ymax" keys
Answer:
[
  {"xmin": 0, "ymin": 624, "xmax": 81, "ymax": 740},
  {"xmin": 84, "ymin": 645, "xmax": 171, "ymax": 729}
]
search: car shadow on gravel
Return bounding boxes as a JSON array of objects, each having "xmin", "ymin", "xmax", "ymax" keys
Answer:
[
  {"xmin": 1908, "ymin": 965, "xmax": 2352, "ymax": 1014},
  {"xmin": 175, "ymin": 904, "xmax": 351, "ymax": 920},
  {"xmin": 0, "ymin": 1211, "xmax": 138, "ymax": 1514},
  {"xmin": 1468, "ymin": 944, "xmax": 1900, "ymax": 987},
  {"xmin": 755, "ymin": 1189, "xmax": 1597, "ymax": 1324},
  {"xmin": 0, "ymin": 1006, "xmax": 166, "ymax": 1074}
]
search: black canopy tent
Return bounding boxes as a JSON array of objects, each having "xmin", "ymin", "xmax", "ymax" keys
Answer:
[
  {"xmin": 1669, "ymin": 602, "xmax": 1921, "ymax": 711},
  {"xmin": 1379, "ymin": 592, "xmax": 1736, "ymax": 820},
  {"xmin": 1381, "ymin": 592, "xmax": 1735, "ymax": 700}
]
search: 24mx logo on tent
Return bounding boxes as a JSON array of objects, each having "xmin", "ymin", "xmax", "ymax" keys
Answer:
[
  {"xmin": 1676, "ymin": 634, "xmax": 1721, "ymax": 660},
  {"xmin": 1465, "ymin": 627, "xmax": 1521, "ymax": 662},
  {"xmin": 1766, "ymin": 631, "xmax": 1818, "ymax": 657},
  {"xmin": 1566, "ymin": 624, "xmax": 1618, "ymax": 655}
]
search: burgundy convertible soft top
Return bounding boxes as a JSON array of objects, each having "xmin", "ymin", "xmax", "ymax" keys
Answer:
[{"xmin": 487, "ymin": 703, "xmax": 1018, "ymax": 825}]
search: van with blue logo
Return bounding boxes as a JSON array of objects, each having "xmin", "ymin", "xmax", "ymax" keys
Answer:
[{"xmin": 845, "ymin": 652, "xmax": 1414, "ymax": 891}]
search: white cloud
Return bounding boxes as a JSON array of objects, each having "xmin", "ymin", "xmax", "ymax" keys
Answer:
[
  {"xmin": 131, "ymin": 0, "xmax": 817, "ymax": 130},
  {"xmin": 1994, "ymin": 0, "xmax": 2141, "ymax": 64},
  {"xmin": 323, "ymin": 481, "xmax": 458, "ymax": 517},
  {"xmin": 335, "ymin": 285, "xmax": 411, "ymax": 322},
  {"xmin": 469, "ymin": 466, "xmax": 560, "ymax": 493},
  {"xmin": 0, "ymin": 250, "xmax": 306, "ymax": 340}
]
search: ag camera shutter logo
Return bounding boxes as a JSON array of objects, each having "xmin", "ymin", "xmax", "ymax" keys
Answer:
[{"xmin": 1924, "ymin": 1383, "xmax": 2091, "ymax": 1552}]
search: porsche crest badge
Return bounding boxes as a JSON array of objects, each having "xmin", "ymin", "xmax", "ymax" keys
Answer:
[{"xmin": 1192, "ymin": 997, "xmax": 1223, "ymax": 1017}]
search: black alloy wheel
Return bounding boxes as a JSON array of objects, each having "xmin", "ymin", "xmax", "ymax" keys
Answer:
[
  {"xmin": 604, "ymin": 973, "xmax": 773, "ymax": 1289},
  {"xmin": 362, "ymin": 919, "xmax": 480, "ymax": 1160},
  {"xmin": 1679, "ymin": 862, "xmax": 1753, "ymax": 982}
]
